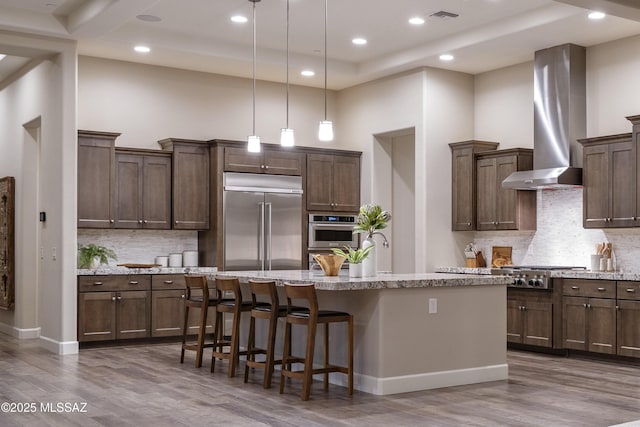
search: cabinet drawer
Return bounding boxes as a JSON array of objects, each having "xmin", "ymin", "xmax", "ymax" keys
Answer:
[
  {"xmin": 78, "ymin": 275, "xmax": 151, "ymax": 292},
  {"xmin": 617, "ymin": 281, "xmax": 640, "ymax": 301},
  {"xmin": 562, "ymin": 279, "xmax": 615, "ymax": 298},
  {"xmin": 152, "ymin": 274, "xmax": 187, "ymax": 290}
]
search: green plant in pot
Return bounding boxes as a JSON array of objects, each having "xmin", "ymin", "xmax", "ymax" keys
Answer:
[
  {"xmin": 78, "ymin": 244, "xmax": 117, "ymax": 269},
  {"xmin": 332, "ymin": 245, "xmax": 374, "ymax": 278},
  {"xmin": 353, "ymin": 203, "xmax": 391, "ymax": 277}
]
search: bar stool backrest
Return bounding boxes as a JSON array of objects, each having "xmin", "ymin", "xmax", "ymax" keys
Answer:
[
  {"xmin": 248, "ymin": 280, "xmax": 278, "ymax": 306},
  {"xmin": 284, "ymin": 283, "xmax": 318, "ymax": 317},
  {"xmin": 184, "ymin": 275, "xmax": 209, "ymax": 301},
  {"xmin": 215, "ymin": 276, "xmax": 242, "ymax": 302}
]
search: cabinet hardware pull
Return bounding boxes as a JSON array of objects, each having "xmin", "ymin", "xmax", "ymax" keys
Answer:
[
  {"xmin": 583, "ymin": 303, "xmax": 587, "ymax": 308},
  {"xmin": 175, "ymin": 220, "xmax": 180, "ymax": 224},
  {"xmin": 110, "ymin": 219, "xmax": 114, "ymax": 223},
  {"xmin": 264, "ymin": 165, "xmax": 269, "ymax": 169},
  {"xmin": 587, "ymin": 303, "xmax": 591, "ymax": 309},
  {"xmin": 181, "ymin": 294, "xmax": 185, "ymax": 299},
  {"xmin": 117, "ymin": 295, "xmax": 122, "ymax": 301},
  {"xmin": 129, "ymin": 281, "xmax": 139, "ymax": 285},
  {"xmin": 571, "ymin": 286, "xmax": 579, "ymax": 290},
  {"xmin": 111, "ymin": 296, "xmax": 116, "ymax": 302},
  {"xmin": 597, "ymin": 287, "xmax": 606, "ymax": 291},
  {"xmin": 626, "ymin": 288, "xmax": 636, "ymax": 293},
  {"xmin": 143, "ymin": 220, "xmax": 148, "ymax": 224},
  {"xmin": 467, "ymin": 222, "xmax": 471, "ymax": 226},
  {"xmin": 164, "ymin": 280, "xmax": 174, "ymax": 284},
  {"xmin": 138, "ymin": 220, "xmax": 143, "ymax": 224},
  {"xmin": 616, "ymin": 305, "xmax": 620, "ymax": 310},
  {"xmin": 93, "ymin": 282, "xmax": 103, "ymax": 286}
]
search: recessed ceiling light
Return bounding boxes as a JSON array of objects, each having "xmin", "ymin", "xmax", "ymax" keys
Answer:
[
  {"xmin": 136, "ymin": 14, "xmax": 162, "ymax": 22},
  {"xmin": 352, "ymin": 38, "xmax": 367, "ymax": 45},
  {"xmin": 134, "ymin": 45, "xmax": 151, "ymax": 53},
  {"xmin": 588, "ymin": 11, "xmax": 606, "ymax": 20},
  {"xmin": 301, "ymin": 70, "xmax": 315, "ymax": 77},
  {"xmin": 0, "ymin": 54, "xmax": 6, "ymax": 61},
  {"xmin": 409, "ymin": 17, "xmax": 425, "ymax": 25},
  {"xmin": 439, "ymin": 54, "xmax": 454, "ymax": 61},
  {"xmin": 231, "ymin": 15, "xmax": 248, "ymax": 23}
]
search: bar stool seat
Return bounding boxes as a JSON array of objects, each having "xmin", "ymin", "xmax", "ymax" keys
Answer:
[
  {"xmin": 180, "ymin": 275, "xmax": 217, "ymax": 368},
  {"xmin": 280, "ymin": 283, "xmax": 354, "ymax": 401},
  {"xmin": 211, "ymin": 277, "xmax": 251, "ymax": 377}
]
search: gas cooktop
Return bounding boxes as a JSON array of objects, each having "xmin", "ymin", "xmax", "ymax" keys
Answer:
[{"xmin": 491, "ymin": 266, "xmax": 586, "ymax": 289}]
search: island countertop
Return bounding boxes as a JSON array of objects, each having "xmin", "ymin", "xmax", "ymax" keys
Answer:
[{"xmin": 213, "ymin": 270, "xmax": 511, "ymax": 291}]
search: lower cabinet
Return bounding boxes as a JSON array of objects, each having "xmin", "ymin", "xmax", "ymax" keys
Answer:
[
  {"xmin": 562, "ymin": 279, "xmax": 617, "ymax": 355},
  {"xmin": 507, "ymin": 290, "xmax": 553, "ymax": 348},
  {"xmin": 78, "ymin": 275, "xmax": 151, "ymax": 342},
  {"xmin": 617, "ymin": 281, "xmax": 640, "ymax": 358}
]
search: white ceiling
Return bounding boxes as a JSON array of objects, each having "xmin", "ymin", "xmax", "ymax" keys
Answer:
[{"xmin": 1, "ymin": 0, "xmax": 640, "ymax": 89}]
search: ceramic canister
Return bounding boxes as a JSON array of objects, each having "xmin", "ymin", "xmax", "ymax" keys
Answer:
[
  {"xmin": 168, "ymin": 253, "xmax": 182, "ymax": 267},
  {"xmin": 155, "ymin": 256, "xmax": 169, "ymax": 267},
  {"xmin": 182, "ymin": 250, "xmax": 198, "ymax": 267}
]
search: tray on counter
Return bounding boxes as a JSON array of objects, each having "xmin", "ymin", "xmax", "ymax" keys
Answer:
[{"xmin": 116, "ymin": 263, "xmax": 161, "ymax": 268}]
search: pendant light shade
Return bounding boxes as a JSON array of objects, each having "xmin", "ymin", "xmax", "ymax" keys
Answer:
[
  {"xmin": 280, "ymin": 0, "xmax": 295, "ymax": 147},
  {"xmin": 247, "ymin": 0, "xmax": 261, "ymax": 153},
  {"xmin": 318, "ymin": 0, "xmax": 334, "ymax": 141}
]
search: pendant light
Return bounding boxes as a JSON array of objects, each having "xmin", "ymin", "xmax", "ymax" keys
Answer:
[
  {"xmin": 280, "ymin": 0, "xmax": 295, "ymax": 147},
  {"xmin": 318, "ymin": 0, "xmax": 334, "ymax": 141},
  {"xmin": 247, "ymin": 0, "xmax": 261, "ymax": 153}
]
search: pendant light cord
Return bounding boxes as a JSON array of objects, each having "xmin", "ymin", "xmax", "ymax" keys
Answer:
[
  {"xmin": 252, "ymin": 0, "xmax": 257, "ymax": 136},
  {"xmin": 286, "ymin": 0, "xmax": 290, "ymax": 128},
  {"xmin": 323, "ymin": 0, "xmax": 328, "ymax": 121}
]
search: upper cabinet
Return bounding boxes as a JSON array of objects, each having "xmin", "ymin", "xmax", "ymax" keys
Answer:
[
  {"xmin": 475, "ymin": 149, "xmax": 536, "ymax": 231},
  {"xmin": 580, "ymin": 133, "xmax": 635, "ymax": 228},
  {"xmin": 114, "ymin": 149, "xmax": 172, "ymax": 229},
  {"xmin": 159, "ymin": 139, "xmax": 210, "ymax": 230},
  {"xmin": 306, "ymin": 153, "xmax": 360, "ymax": 212},
  {"xmin": 224, "ymin": 146, "xmax": 303, "ymax": 176},
  {"xmin": 449, "ymin": 141, "xmax": 499, "ymax": 231},
  {"xmin": 77, "ymin": 130, "xmax": 119, "ymax": 228}
]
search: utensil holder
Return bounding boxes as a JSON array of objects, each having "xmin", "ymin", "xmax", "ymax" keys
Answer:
[{"xmin": 590, "ymin": 254, "xmax": 602, "ymax": 271}]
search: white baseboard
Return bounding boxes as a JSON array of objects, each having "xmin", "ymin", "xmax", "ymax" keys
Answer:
[
  {"xmin": 329, "ymin": 363, "xmax": 509, "ymax": 396},
  {"xmin": 39, "ymin": 335, "xmax": 79, "ymax": 355},
  {"xmin": 0, "ymin": 322, "xmax": 41, "ymax": 339}
]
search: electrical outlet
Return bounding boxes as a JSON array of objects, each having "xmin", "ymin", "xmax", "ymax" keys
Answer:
[
  {"xmin": 40, "ymin": 247, "xmax": 44, "ymax": 260},
  {"xmin": 428, "ymin": 298, "xmax": 438, "ymax": 314},
  {"xmin": 52, "ymin": 247, "xmax": 56, "ymax": 261}
]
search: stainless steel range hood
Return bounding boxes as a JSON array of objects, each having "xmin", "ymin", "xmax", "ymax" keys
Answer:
[{"xmin": 502, "ymin": 43, "xmax": 586, "ymax": 190}]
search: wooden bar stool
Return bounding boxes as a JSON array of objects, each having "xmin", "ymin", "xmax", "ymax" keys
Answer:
[
  {"xmin": 280, "ymin": 283, "xmax": 354, "ymax": 401},
  {"xmin": 211, "ymin": 276, "xmax": 252, "ymax": 377},
  {"xmin": 243, "ymin": 279, "xmax": 286, "ymax": 388},
  {"xmin": 180, "ymin": 275, "xmax": 217, "ymax": 368}
]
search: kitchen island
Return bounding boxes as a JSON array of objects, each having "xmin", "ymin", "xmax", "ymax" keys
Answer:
[{"xmin": 215, "ymin": 270, "xmax": 511, "ymax": 395}]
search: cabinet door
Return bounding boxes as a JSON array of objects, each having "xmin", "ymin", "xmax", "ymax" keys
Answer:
[
  {"xmin": 152, "ymin": 289, "xmax": 186, "ymax": 337},
  {"xmin": 224, "ymin": 147, "xmax": 263, "ymax": 173},
  {"xmin": 609, "ymin": 141, "xmax": 636, "ymax": 227},
  {"xmin": 451, "ymin": 146, "xmax": 475, "ymax": 230},
  {"xmin": 263, "ymin": 150, "xmax": 303, "ymax": 175},
  {"xmin": 78, "ymin": 137, "xmax": 115, "ymax": 228},
  {"xmin": 307, "ymin": 154, "xmax": 334, "ymax": 211},
  {"xmin": 78, "ymin": 292, "xmax": 116, "ymax": 342},
  {"xmin": 522, "ymin": 301, "xmax": 553, "ymax": 348},
  {"xmin": 476, "ymin": 157, "xmax": 497, "ymax": 230},
  {"xmin": 583, "ymin": 145, "xmax": 609, "ymax": 228},
  {"xmin": 173, "ymin": 144, "xmax": 209, "ymax": 230},
  {"xmin": 114, "ymin": 153, "xmax": 143, "ymax": 228},
  {"xmin": 495, "ymin": 155, "xmax": 518, "ymax": 230},
  {"xmin": 587, "ymin": 298, "xmax": 616, "ymax": 354},
  {"xmin": 116, "ymin": 291, "xmax": 151, "ymax": 339},
  {"xmin": 332, "ymin": 155, "xmax": 360, "ymax": 212},
  {"xmin": 506, "ymin": 299, "xmax": 523, "ymax": 344},
  {"xmin": 563, "ymin": 296, "xmax": 588, "ymax": 350},
  {"xmin": 142, "ymin": 155, "xmax": 172, "ymax": 229},
  {"xmin": 617, "ymin": 299, "xmax": 640, "ymax": 358}
]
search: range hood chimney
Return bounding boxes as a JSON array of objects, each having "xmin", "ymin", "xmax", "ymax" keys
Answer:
[{"xmin": 502, "ymin": 43, "xmax": 586, "ymax": 190}]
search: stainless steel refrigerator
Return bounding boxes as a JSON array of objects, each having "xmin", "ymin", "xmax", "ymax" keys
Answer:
[{"xmin": 223, "ymin": 172, "xmax": 303, "ymax": 271}]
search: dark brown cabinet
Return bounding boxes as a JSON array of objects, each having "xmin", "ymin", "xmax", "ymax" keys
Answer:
[
  {"xmin": 616, "ymin": 281, "xmax": 640, "ymax": 358},
  {"xmin": 78, "ymin": 275, "xmax": 151, "ymax": 342},
  {"xmin": 159, "ymin": 139, "xmax": 210, "ymax": 230},
  {"xmin": 307, "ymin": 153, "xmax": 360, "ymax": 212},
  {"xmin": 507, "ymin": 290, "xmax": 553, "ymax": 348},
  {"xmin": 114, "ymin": 150, "xmax": 171, "ymax": 229},
  {"xmin": 476, "ymin": 149, "xmax": 536, "ymax": 231},
  {"xmin": 224, "ymin": 146, "xmax": 303, "ymax": 175},
  {"xmin": 449, "ymin": 141, "xmax": 498, "ymax": 231},
  {"xmin": 562, "ymin": 279, "xmax": 616, "ymax": 354},
  {"xmin": 77, "ymin": 130, "xmax": 118, "ymax": 228},
  {"xmin": 580, "ymin": 134, "xmax": 636, "ymax": 228},
  {"xmin": 151, "ymin": 274, "xmax": 215, "ymax": 337}
]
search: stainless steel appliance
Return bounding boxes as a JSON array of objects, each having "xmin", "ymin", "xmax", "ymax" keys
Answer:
[
  {"xmin": 223, "ymin": 172, "xmax": 303, "ymax": 271},
  {"xmin": 492, "ymin": 266, "xmax": 586, "ymax": 289},
  {"xmin": 308, "ymin": 214, "xmax": 358, "ymax": 249}
]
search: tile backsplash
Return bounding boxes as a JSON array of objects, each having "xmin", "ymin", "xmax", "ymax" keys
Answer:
[
  {"xmin": 77, "ymin": 229, "xmax": 199, "ymax": 266},
  {"xmin": 472, "ymin": 188, "xmax": 640, "ymax": 272}
]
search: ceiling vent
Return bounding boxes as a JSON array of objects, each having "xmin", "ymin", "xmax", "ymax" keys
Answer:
[{"xmin": 429, "ymin": 10, "xmax": 459, "ymax": 19}]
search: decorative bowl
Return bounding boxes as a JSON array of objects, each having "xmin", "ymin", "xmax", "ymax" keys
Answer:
[{"xmin": 312, "ymin": 254, "xmax": 346, "ymax": 276}]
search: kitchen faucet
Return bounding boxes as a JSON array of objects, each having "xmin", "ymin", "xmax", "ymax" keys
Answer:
[{"xmin": 371, "ymin": 231, "xmax": 390, "ymax": 248}]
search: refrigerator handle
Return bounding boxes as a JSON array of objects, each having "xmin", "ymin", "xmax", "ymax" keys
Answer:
[
  {"xmin": 266, "ymin": 202, "xmax": 272, "ymax": 270},
  {"xmin": 259, "ymin": 202, "xmax": 265, "ymax": 271}
]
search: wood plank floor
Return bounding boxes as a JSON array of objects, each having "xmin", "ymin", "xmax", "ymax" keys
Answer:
[{"xmin": 0, "ymin": 335, "xmax": 638, "ymax": 426}]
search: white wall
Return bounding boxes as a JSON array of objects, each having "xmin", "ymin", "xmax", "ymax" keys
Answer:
[{"xmin": 0, "ymin": 32, "xmax": 77, "ymax": 353}]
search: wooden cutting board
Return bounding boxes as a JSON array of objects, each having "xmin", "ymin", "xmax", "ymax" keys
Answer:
[
  {"xmin": 491, "ymin": 246, "xmax": 512, "ymax": 268},
  {"xmin": 117, "ymin": 263, "xmax": 161, "ymax": 268}
]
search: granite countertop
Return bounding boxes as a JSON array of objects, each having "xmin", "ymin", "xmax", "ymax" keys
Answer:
[
  {"xmin": 435, "ymin": 266, "xmax": 640, "ymax": 281},
  {"xmin": 77, "ymin": 266, "xmax": 218, "ymax": 276},
  {"xmin": 212, "ymin": 270, "xmax": 511, "ymax": 291}
]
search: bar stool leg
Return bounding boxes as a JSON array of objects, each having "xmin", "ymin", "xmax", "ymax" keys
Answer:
[
  {"xmin": 211, "ymin": 310, "xmax": 223, "ymax": 373},
  {"xmin": 244, "ymin": 313, "xmax": 256, "ymax": 383},
  {"xmin": 324, "ymin": 323, "xmax": 329, "ymax": 391},
  {"xmin": 348, "ymin": 315, "xmax": 354, "ymax": 395},
  {"xmin": 228, "ymin": 305, "xmax": 241, "ymax": 378},
  {"xmin": 194, "ymin": 304, "xmax": 208, "ymax": 368},
  {"xmin": 280, "ymin": 322, "xmax": 291, "ymax": 395},
  {"xmin": 263, "ymin": 310, "xmax": 278, "ymax": 388},
  {"xmin": 302, "ymin": 321, "xmax": 317, "ymax": 401},
  {"xmin": 180, "ymin": 303, "xmax": 189, "ymax": 364}
]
